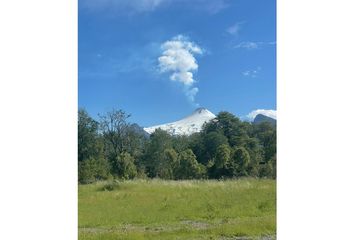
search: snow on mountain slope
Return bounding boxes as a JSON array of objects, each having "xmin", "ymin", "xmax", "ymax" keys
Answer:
[{"xmin": 144, "ymin": 108, "xmax": 216, "ymax": 136}]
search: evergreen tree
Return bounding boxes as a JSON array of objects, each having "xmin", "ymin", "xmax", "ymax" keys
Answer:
[
  {"xmin": 175, "ymin": 149, "xmax": 206, "ymax": 179},
  {"xmin": 143, "ymin": 129, "xmax": 173, "ymax": 177},
  {"xmin": 155, "ymin": 148, "xmax": 178, "ymax": 179},
  {"xmin": 215, "ymin": 144, "xmax": 231, "ymax": 169},
  {"xmin": 78, "ymin": 108, "xmax": 101, "ymax": 162},
  {"xmin": 230, "ymin": 147, "xmax": 251, "ymax": 177},
  {"xmin": 78, "ymin": 109, "xmax": 110, "ymax": 183},
  {"xmin": 201, "ymin": 131, "xmax": 228, "ymax": 164},
  {"xmin": 114, "ymin": 152, "xmax": 137, "ymax": 179}
]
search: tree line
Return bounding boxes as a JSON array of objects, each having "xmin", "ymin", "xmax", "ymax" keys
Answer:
[{"xmin": 78, "ymin": 108, "xmax": 276, "ymax": 183}]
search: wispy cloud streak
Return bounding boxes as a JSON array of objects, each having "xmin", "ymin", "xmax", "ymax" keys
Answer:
[
  {"xmin": 234, "ymin": 41, "xmax": 276, "ymax": 50},
  {"xmin": 80, "ymin": 0, "xmax": 229, "ymax": 15},
  {"xmin": 242, "ymin": 67, "xmax": 261, "ymax": 78},
  {"xmin": 226, "ymin": 22, "xmax": 245, "ymax": 36}
]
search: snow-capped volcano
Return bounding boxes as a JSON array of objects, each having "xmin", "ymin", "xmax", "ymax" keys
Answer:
[{"xmin": 144, "ymin": 108, "xmax": 216, "ymax": 136}]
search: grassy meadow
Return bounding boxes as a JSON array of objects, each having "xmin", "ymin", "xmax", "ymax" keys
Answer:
[{"xmin": 79, "ymin": 179, "xmax": 276, "ymax": 240}]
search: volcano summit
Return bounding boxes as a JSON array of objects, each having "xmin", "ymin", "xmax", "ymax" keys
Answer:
[{"xmin": 144, "ymin": 108, "xmax": 216, "ymax": 136}]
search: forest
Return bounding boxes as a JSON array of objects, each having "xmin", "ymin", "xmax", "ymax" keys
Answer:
[{"xmin": 78, "ymin": 108, "xmax": 276, "ymax": 183}]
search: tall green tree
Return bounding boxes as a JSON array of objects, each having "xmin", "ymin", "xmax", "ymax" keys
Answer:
[
  {"xmin": 78, "ymin": 109, "xmax": 109, "ymax": 183},
  {"xmin": 99, "ymin": 109, "xmax": 132, "ymax": 158},
  {"xmin": 113, "ymin": 152, "xmax": 137, "ymax": 179},
  {"xmin": 208, "ymin": 143, "xmax": 232, "ymax": 179},
  {"xmin": 252, "ymin": 122, "xmax": 276, "ymax": 162},
  {"xmin": 143, "ymin": 129, "xmax": 173, "ymax": 177},
  {"xmin": 78, "ymin": 108, "xmax": 101, "ymax": 162},
  {"xmin": 231, "ymin": 147, "xmax": 251, "ymax": 177},
  {"xmin": 175, "ymin": 149, "xmax": 206, "ymax": 179},
  {"xmin": 215, "ymin": 144, "xmax": 231, "ymax": 169},
  {"xmin": 124, "ymin": 123, "xmax": 148, "ymax": 166},
  {"xmin": 98, "ymin": 109, "xmax": 147, "ymax": 179},
  {"xmin": 243, "ymin": 137, "xmax": 264, "ymax": 177},
  {"xmin": 155, "ymin": 148, "xmax": 178, "ymax": 179},
  {"xmin": 201, "ymin": 131, "xmax": 228, "ymax": 164}
]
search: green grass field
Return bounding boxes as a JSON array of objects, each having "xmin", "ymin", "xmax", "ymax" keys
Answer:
[{"xmin": 79, "ymin": 179, "xmax": 276, "ymax": 240}]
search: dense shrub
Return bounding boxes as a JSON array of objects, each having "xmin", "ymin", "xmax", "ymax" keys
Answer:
[
  {"xmin": 101, "ymin": 181, "xmax": 121, "ymax": 191},
  {"xmin": 78, "ymin": 157, "xmax": 110, "ymax": 184}
]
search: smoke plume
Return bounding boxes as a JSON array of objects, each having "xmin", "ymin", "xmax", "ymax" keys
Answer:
[{"xmin": 158, "ymin": 35, "xmax": 203, "ymax": 105}]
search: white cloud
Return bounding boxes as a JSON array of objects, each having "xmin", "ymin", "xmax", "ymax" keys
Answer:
[
  {"xmin": 158, "ymin": 35, "xmax": 203, "ymax": 105},
  {"xmin": 246, "ymin": 109, "xmax": 277, "ymax": 121},
  {"xmin": 81, "ymin": 0, "xmax": 229, "ymax": 14},
  {"xmin": 226, "ymin": 22, "xmax": 244, "ymax": 36},
  {"xmin": 81, "ymin": 0, "xmax": 166, "ymax": 13},
  {"xmin": 128, "ymin": 0, "xmax": 164, "ymax": 12},
  {"xmin": 242, "ymin": 67, "xmax": 261, "ymax": 78},
  {"xmin": 234, "ymin": 41, "xmax": 276, "ymax": 50},
  {"xmin": 201, "ymin": 0, "xmax": 229, "ymax": 14}
]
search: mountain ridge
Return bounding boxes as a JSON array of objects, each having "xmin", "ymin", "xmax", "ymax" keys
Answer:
[{"xmin": 253, "ymin": 114, "xmax": 276, "ymax": 125}]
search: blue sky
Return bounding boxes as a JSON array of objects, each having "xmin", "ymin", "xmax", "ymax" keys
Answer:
[{"xmin": 79, "ymin": 0, "xmax": 276, "ymax": 127}]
